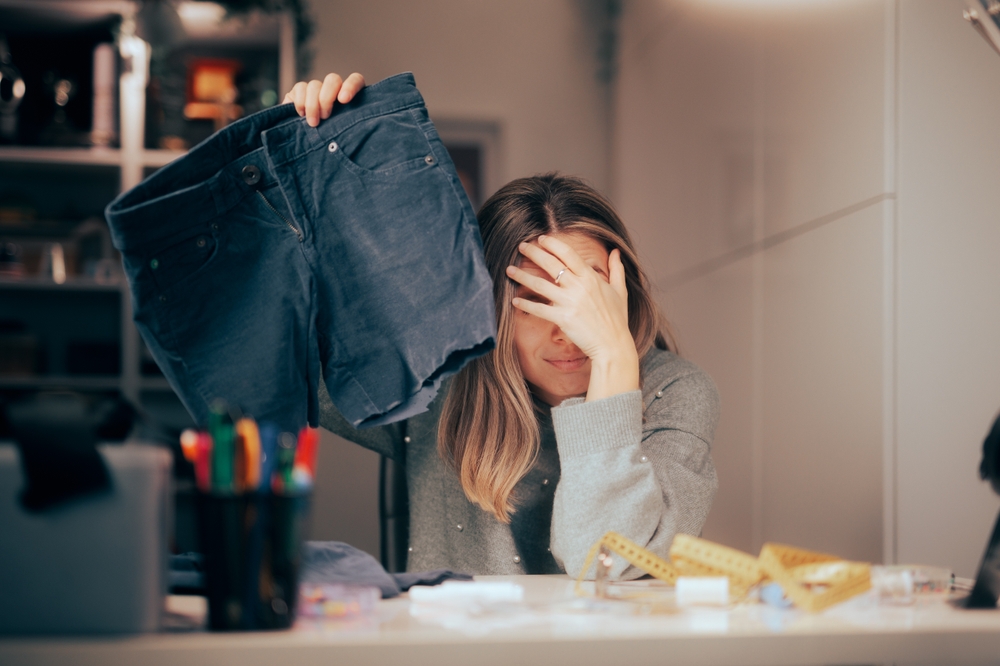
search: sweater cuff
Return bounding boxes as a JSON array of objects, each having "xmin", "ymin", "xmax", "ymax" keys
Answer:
[{"xmin": 550, "ymin": 390, "xmax": 642, "ymax": 458}]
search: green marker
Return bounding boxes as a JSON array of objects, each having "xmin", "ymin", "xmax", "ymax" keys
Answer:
[
  {"xmin": 208, "ymin": 399, "xmax": 234, "ymax": 493},
  {"xmin": 277, "ymin": 432, "xmax": 297, "ymax": 494}
]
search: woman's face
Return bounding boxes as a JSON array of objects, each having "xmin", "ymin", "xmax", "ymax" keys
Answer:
[{"xmin": 511, "ymin": 231, "xmax": 611, "ymax": 406}]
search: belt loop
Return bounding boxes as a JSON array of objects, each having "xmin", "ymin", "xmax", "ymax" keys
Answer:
[
  {"xmin": 210, "ymin": 179, "xmax": 229, "ymax": 218},
  {"xmin": 308, "ymin": 120, "xmax": 325, "ymax": 144}
]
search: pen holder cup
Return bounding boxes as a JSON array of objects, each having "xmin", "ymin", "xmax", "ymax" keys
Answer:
[{"xmin": 196, "ymin": 491, "xmax": 312, "ymax": 631}]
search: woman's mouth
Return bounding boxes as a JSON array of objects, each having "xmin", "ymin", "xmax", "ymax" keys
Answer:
[{"xmin": 545, "ymin": 357, "xmax": 588, "ymax": 371}]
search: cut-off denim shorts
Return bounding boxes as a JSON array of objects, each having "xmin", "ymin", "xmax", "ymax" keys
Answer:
[{"xmin": 106, "ymin": 73, "xmax": 496, "ymax": 432}]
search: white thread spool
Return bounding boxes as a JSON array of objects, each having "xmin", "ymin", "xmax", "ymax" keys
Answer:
[{"xmin": 676, "ymin": 576, "xmax": 729, "ymax": 606}]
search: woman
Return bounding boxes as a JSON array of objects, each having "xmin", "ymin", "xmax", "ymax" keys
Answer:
[{"xmin": 291, "ymin": 74, "xmax": 719, "ymax": 579}]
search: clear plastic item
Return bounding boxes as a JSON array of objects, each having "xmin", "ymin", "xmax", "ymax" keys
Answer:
[
  {"xmin": 297, "ymin": 584, "xmax": 380, "ymax": 618},
  {"xmin": 870, "ymin": 565, "xmax": 952, "ymax": 605}
]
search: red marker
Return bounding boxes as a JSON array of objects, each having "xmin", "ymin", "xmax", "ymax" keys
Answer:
[
  {"xmin": 195, "ymin": 431, "xmax": 213, "ymax": 492},
  {"xmin": 295, "ymin": 426, "xmax": 319, "ymax": 477}
]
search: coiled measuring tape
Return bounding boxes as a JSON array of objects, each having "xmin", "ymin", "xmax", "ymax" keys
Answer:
[
  {"xmin": 575, "ymin": 531, "xmax": 870, "ymax": 611},
  {"xmin": 759, "ymin": 542, "xmax": 871, "ymax": 612},
  {"xmin": 575, "ymin": 531, "xmax": 680, "ymax": 598}
]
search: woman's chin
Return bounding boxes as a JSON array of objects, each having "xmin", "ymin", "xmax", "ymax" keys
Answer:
[{"xmin": 537, "ymin": 380, "xmax": 590, "ymax": 404}]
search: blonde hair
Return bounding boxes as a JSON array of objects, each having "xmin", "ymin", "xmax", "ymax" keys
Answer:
[{"xmin": 438, "ymin": 174, "xmax": 676, "ymax": 522}]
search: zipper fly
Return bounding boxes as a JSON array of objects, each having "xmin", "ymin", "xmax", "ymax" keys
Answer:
[{"xmin": 256, "ymin": 190, "xmax": 303, "ymax": 242}]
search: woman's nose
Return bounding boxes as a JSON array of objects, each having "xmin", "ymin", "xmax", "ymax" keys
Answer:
[{"xmin": 550, "ymin": 325, "xmax": 580, "ymax": 351}]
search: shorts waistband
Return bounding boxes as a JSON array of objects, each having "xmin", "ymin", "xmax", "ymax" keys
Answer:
[{"xmin": 106, "ymin": 72, "xmax": 425, "ymax": 252}]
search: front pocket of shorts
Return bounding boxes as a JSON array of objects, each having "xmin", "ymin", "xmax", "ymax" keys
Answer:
[
  {"xmin": 145, "ymin": 230, "xmax": 218, "ymax": 292},
  {"xmin": 327, "ymin": 109, "xmax": 435, "ymax": 179}
]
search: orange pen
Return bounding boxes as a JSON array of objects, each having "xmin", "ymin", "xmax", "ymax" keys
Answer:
[
  {"xmin": 180, "ymin": 429, "xmax": 199, "ymax": 464},
  {"xmin": 236, "ymin": 417, "xmax": 262, "ymax": 490}
]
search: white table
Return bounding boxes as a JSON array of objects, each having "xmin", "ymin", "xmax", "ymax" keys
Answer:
[{"xmin": 3, "ymin": 575, "xmax": 1000, "ymax": 666}]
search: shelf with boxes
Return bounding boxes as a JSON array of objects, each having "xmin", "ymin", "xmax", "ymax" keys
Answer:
[
  {"xmin": 0, "ymin": 0, "xmax": 295, "ymax": 441},
  {"xmin": 0, "ymin": 151, "xmax": 130, "ymax": 400},
  {"xmin": 0, "ymin": 147, "xmax": 123, "ymax": 166}
]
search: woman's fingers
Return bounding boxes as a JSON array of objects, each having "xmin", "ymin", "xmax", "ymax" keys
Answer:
[
  {"xmin": 318, "ymin": 73, "xmax": 343, "ymax": 120},
  {"xmin": 516, "ymin": 241, "xmax": 566, "ymax": 280},
  {"xmin": 339, "ymin": 72, "xmax": 366, "ymax": 103},
  {"xmin": 304, "ymin": 79, "xmax": 324, "ymax": 127},
  {"xmin": 511, "ymin": 296, "xmax": 556, "ymax": 321},
  {"xmin": 537, "ymin": 234, "xmax": 591, "ymax": 278},
  {"xmin": 284, "ymin": 81, "xmax": 307, "ymax": 115},
  {"xmin": 283, "ymin": 73, "xmax": 367, "ymax": 126},
  {"xmin": 510, "ymin": 237, "xmax": 620, "ymax": 304},
  {"xmin": 505, "ymin": 265, "xmax": 560, "ymax": 301},
  {"xmin": 609, "ymin": 248, "xmax": 628, "ymax": 301}
]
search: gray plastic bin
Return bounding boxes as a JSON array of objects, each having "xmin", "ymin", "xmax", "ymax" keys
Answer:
[{"xmin": 0, "ymin": 443, "xmax": 171, "ymax": 634}]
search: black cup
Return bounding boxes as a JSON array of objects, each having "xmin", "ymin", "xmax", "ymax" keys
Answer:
[{"xmin": 196, "ymin": 492, "xmax": 311, "ymax": 630}]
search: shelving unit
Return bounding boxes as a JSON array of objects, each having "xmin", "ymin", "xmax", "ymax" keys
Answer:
[
  {"xmin": 0, "ymin": 147, "xmax": 123, "ymax": 166},
  {"xmin": 0, "ymin": 147, "xmax": 188, "ymax": 168},
  {"xmin": 0, "ymin": 0, "xmax": 294, "ymax": 433},
  {"xmin": 0, "ymin": 275, "xmax": 121, "ymax": 292}
]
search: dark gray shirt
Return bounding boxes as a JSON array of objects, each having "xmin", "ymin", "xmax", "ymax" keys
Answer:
[{"xmin": 508, "ymin": 404, "xmax": 561, "ymax": 573}]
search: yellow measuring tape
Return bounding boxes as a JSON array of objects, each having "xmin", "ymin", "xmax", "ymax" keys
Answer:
[
  {"xmin": 575, "ymin": 531, "xmax": 870, "ymax": 612},
  {"xmin": 759, "ymin": 542, "xmax": 871, "ymax": 612},
  {"xmin": 669, "ymin": 533, "xmax": 764, "ymax": 599},
  {"xmin": 575, "ymin": 531, "xmax": 680, "ymax": 597}
]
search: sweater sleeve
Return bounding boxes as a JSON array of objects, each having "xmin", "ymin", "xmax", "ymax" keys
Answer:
[
  {"xmin": 549, "ymin": 368, "xmax": 719, "ymax": 580},
  {"xmin": 317, "ymin": 377, "xmax": 404, "ymax": 460}
]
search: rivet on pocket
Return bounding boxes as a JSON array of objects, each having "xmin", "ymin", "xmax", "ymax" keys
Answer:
[
  {"xmin": 196, "ymin": 237, "xmax": 206, "ymax": 248},
  {"xmin": 425, "ymin": 155, "xmax": 435, "ymax": 165},
  {"xmin": 150, "ymin": 258, "xmax": 159, "ymax": 270},
  {"xmin": 328, "ymin": 141, "xmax": 338, "ymax": 153}
]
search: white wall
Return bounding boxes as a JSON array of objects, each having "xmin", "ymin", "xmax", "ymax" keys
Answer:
[
  {"xmin": 896, "ymin": 0, "xmax": 1000, "ymax": 576},
  {"xmin": 307, "ymin": 0, "xmax": 612, "ymax": 193},
  {"xmin": 304, "ymin": 0, "xmax": 614, "ymax": 557},
  {"xmin": 616, "ymin": 0, "xmax": 889, "ymax": 563},
  {"xmin": 616, "ymin": 0, "xmax": 1000, "ymax": 577}
]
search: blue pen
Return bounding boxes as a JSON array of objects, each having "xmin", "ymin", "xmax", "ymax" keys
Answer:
[{"xmin": 258, "ymin": 421, "xmax": 280, "ymax": 492}]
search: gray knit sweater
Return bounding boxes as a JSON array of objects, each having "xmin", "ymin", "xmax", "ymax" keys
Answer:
[{"xmin": 317, "ymin": 347, "xmax": 719, "ymax": 580}]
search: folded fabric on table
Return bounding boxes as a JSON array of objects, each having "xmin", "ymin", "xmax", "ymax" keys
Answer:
[
  {"xmin": 168, "ymin": 552, "xmax": 204, "ymax": 593},
  {"xmin": 301, "ymin": 541, "xmax": 472, "ymax": 598}
]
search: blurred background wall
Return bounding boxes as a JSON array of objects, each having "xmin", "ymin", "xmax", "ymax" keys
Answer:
[
  {"xmin": 617, "ymin": 0, "xmax": 889, "ymax": 565},
  {"xmin": 308, "ymin": 0, "xmax": 1000, "ymax": 578}
]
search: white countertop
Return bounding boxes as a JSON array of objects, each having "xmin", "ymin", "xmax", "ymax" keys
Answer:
[{"xmin": 3, "ymin": 575, "xmax": 1000, "ymax": 666}]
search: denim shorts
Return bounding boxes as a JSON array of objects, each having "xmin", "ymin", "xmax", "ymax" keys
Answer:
[{"xmin": 106, "ymin": 73, "xmax": 496, "ymax": 432}]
